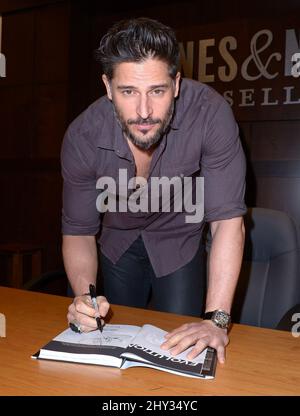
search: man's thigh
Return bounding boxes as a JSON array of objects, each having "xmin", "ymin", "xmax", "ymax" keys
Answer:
[
  {"xmin": 100, "ymin": 238, "xmax": 152, "ymax": 308},
  {"xmin": 151, "ymin": 244, "xmax": 207, "ymax": 317}
]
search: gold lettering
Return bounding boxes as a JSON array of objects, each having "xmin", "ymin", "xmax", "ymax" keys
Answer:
[
  {"xmin": 179, "ymin": 41, "xmax": 194, "ymax": 78},
  {"xmin": 198, "ymin": 39, "xmax": 215, "ymax": 82},
  {"xmin": 218, "ymin": 36, "xmax": 238, "ymax": 82}
]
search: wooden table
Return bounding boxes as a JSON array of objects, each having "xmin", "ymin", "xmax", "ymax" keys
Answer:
[{"xmin": 0, "ymin": 286, "xmax": 299, "ymax": 396}]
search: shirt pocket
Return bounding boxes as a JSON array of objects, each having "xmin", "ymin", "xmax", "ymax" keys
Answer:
[{"xmin": 160, "ymin": 162, "xmax": 200, "ymax": 179}]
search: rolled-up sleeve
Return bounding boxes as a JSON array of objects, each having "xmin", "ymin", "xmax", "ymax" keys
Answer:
[
  {"xmin": 202, "ymin": 98, "xmax": 247, "ymax": 223},
  {"xmin": 61, "ymin": 128, "xmax": 100, "ymax": 235}
]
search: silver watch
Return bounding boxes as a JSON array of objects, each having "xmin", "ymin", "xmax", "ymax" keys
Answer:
[{"xmin": 204, "ymin": 309, "xmax": 231, "ymax": 329}]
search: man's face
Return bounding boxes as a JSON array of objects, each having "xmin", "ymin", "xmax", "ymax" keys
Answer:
[{"xmin": 102, "ymin": 58, "xmax": 180, "ymax": 150}]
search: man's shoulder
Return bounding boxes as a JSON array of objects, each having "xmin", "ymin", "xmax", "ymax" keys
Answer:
[
  {"xmin": 176, "ymin": 78, "xmax": 229, "ymax": 126},
  {"xmin": 180, "ymin": 78, "xmax": 225, "ymax": 108},
  {"xmin": 66, "ymin": 95, "xmax": 112, "ymax": 140}
]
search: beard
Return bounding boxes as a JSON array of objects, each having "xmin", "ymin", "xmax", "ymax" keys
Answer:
[{"xmin": 113, "ymin": 100, "xmax": 175, "ymax": 150}]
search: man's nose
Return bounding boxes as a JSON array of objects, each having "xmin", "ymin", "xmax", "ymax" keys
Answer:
[{"xmin": 137, "ymin": 95, "xmax": 152, "ymax": 119}]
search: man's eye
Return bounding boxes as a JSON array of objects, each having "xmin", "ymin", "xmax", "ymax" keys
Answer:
[
  {"xmin": 122, "ymin": 90, "xmax": 134, "ymax": 95},
  {"xmin": 152, "ymin": 89, "xmax": 164, "ymax": 95}
]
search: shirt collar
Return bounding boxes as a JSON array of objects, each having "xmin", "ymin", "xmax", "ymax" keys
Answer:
[{"xmin": 169, "ymin": 97, "xmax": 181, "ymax": 130}]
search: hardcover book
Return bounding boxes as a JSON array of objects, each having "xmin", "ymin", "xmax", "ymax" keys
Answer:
[{"xmin": 32, "ymin": 323, "xmax": 217, "ymax": 379}]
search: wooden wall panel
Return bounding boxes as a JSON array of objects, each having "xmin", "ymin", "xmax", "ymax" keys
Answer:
[
  {"xmin": 0, "ymin": 2, "xmax": 70, "ymax": 288},
  {"xmin": 0, "ymin": 86, "xmax": 33, "ymax": 158},
  {"xmin": 20, "ymin": 172, "xmax": 61, "ymax": 240},
  {"xmin": 20, "ymin": 170, "xmax": 63, "ymax": 269},
  {"xmin": 250, "ymin": 122, "xmax": 300, "ymax": 161},
  {"xmin": 34, "ymin": 3, "xmax": 70, "ymax": 83},
  {"xmin": 0, "ymin": 0, "xmax": 64, "ymax": 14},
  {"xmin": 68, "ymin": 0, "xmax": 93, "ymax": 121},
  {"xmin": 33, "ymin": 83, "xmax": 68, "ymax": 157},
  {"xmin": 0, "ymin": 11, "xmax": 34, "ymax": 86},
  {"xmin": 0, "ymin": 166, "xmax": 63, "ymax": 285},
  {"xmin": 0, "ymin": 172, "xmax": 22, "ymax": 242},
  {"xmin": 237, "ymin": 119, "xmax": 300, "ymax": 241}
]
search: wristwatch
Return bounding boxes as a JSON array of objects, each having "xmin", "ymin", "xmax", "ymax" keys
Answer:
[{"xmin": 204, "ymin": 309, "xmax": 231, "ymax": 329}]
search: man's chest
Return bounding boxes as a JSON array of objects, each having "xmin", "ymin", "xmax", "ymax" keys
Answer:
[
  {"xmin": 95, "ymin": 126, "xmax": 203, "ymax": 182},
  {"xmin": 131, "ymin": 149, "xmax": 153, "ymax": 180}
]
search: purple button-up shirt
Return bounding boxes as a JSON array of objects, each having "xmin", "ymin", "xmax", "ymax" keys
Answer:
[{"xmin": 61, "ymin": 78, "xmax": 246, "ymax": 277}]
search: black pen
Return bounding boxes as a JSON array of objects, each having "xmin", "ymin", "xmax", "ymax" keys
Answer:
[{"xmin": 89, "ymin": 284, "xmax": 103, "ymax": 333}]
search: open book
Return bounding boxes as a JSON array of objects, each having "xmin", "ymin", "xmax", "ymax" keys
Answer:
[{"xmin": 32, "ymin": 324, "xmax": 217, "ymax": 379}]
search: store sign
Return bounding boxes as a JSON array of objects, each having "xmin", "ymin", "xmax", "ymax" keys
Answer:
[{"xmin": 178, "ymin": 21, "xmax": 300, "ymax": 120}]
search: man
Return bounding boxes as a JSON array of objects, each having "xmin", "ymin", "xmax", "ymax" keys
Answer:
[{"xmin": 62, "ymin": 18, "xmax": 246, "ymax": 363}]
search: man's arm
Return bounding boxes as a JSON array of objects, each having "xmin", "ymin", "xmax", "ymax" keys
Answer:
[
  {"xmin": 161, "ymin": 216, "xmax": 245, "ymax": 363},
  {"xmin": 62, "ymin": 235, "xmax": 98, "ymax": 296},
  {"xmin": 63, "ymin": 235, "xmax": 110, "ymax": 332},
  {"xmin": 205, "ymin": 216, "xmax": 245, "ymax": 313}
]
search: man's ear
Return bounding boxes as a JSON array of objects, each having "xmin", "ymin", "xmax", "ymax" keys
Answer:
[
  {"xmin": 102, "ymin": 74, "xmax": 112, "ymax": 100},
  {"xmin": 174, "ymin": 72, "xmax": 181, "ymax": 98}
]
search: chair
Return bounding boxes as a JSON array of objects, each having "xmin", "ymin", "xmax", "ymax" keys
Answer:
[
  {"xmin": 276, "ymin": 303, "xmax": 300, "ymax": 332},
  {"xmin": 0, "ymin": 243, "xmax": 43, "ymax": 288},
  {"xmin": 22, "ymin": 269, "xmax": 69, "ymax": 296},
  {"xmin": 231, "ymin": 207, "xmax": 300, "ymax": 329}
]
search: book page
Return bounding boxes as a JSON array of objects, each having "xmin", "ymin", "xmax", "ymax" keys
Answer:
[
  {"xmin": 54, "ymin": 324, "xmax": 141, "ymax": 349},
  {"xmin": 34, "ymin": 324, "xmax": 142, "ymax": 367}
]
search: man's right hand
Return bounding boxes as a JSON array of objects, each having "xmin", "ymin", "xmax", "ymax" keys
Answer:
[{"xmin": 67, "ymin": 294, "xmax": 110, "ymax": 333}]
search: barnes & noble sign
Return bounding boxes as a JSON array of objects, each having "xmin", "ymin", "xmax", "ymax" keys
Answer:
[{"xmin": 178, "ymin": 20, "xmax": 300, "ymax": 120}]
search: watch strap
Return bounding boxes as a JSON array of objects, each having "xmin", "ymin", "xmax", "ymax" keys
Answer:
[{"xmin": 203, "ymin": 311, "xmax": 214, "ymax": 320}]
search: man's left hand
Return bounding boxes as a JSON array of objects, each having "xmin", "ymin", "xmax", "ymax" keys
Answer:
[{"xmin": 160, "ymin": 320, "xmax": 229, "ymax": 364}]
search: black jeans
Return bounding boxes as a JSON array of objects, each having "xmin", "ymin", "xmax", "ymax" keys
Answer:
[{"xmin": 100, "ymin": 236, "xmax": 206, "ymax": 317}]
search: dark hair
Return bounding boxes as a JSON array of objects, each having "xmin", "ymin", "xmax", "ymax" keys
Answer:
[{"xmin": 94, "ymin": 17, "xmax": 180, "ymax": 80}]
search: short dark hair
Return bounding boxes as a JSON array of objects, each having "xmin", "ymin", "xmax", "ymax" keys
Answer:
[{"xmin": 94, "ymin": 17, "xmax": 180, "ymax": 80}]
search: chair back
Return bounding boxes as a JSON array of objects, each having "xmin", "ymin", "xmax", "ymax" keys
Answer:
[{"xmin": 232, "ymin": 207, "xmax": 300, "ymax": 329}]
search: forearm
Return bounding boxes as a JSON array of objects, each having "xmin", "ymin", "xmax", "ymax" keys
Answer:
[
  {"xmin": 205, "ymin": 217, "xmax": 245, "ymax": 313},
  {"xmin": 62, "ymin": 235, "xmax": 98, "ymax": 297}
]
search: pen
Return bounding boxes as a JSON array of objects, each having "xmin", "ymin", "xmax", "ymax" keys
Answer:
[{"xmin": 89, "ymin": 284, "xmax": 103, "ymax": 333}]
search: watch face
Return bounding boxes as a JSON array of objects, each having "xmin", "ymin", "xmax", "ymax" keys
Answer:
[{"xmin": 212, "ymin": 310, "xmax": 231, "ymax": 329}]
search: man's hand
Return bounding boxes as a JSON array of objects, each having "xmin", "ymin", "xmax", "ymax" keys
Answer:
[
  {"xmin": 160, "ymin": 320, "xmax": 229, "ymax": 363},
  {"xmin": 67, "ymin": 294, "xmax": 110, "ymax": 333}
]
